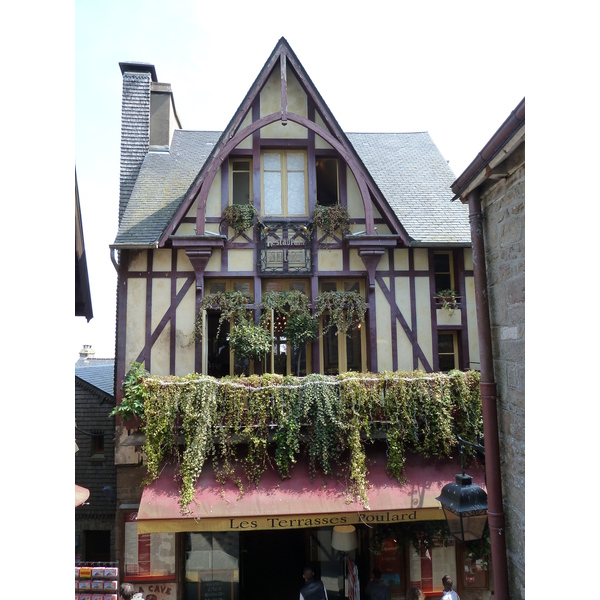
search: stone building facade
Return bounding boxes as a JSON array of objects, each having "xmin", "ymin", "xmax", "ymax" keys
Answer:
[
  {"xmin": 451, "ymin": 99, "xmax": 525, "ymax": 600},
  {"xmin": 75, "ymin": 346, "xmax": 118, "ymax": 563}
]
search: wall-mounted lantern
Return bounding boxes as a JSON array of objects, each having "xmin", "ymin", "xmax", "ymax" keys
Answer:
[{"xmin": 436, "ymin": 435, "xmax": 488, "ymax": 542}]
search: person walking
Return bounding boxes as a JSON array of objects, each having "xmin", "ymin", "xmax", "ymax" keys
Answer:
[
  {"xmin": 119, "ymin": 583, "xmax": 134, "ymax": 600},
  {"xmin": 407, "ymin": 588, "xmax": 425, "ymax": 600},
  {"xmin": 300, "ymin": 567, "xmax": 328, "ymax": 600},
  {"xmin": 365, "ymin": 568, "xmax": 390, "ymax": 600},
  {"xmin": 441, "ymin": 575, "xmax": 460, "ymax": 600}
]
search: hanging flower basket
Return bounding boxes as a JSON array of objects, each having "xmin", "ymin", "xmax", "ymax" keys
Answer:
[
  {"xmin": 312, "ymin": 204, "xmax": 351, "ymax": 239},
  {"xmin": 223, "ymin": 203, "xmax": 258, "ymax": 235}
]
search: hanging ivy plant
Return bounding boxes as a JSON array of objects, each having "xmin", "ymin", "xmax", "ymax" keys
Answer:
[
  {"xmin": 260, "ymin": 290, "xmax": 318, "ymax": 348},
  {"xmin": 193, "ymin": 290, "xmax": 250, "ymax": 342},
  {"xmin": 314, "ymin": 290, "xmax": 367, "ymax": 336},
  {"xmin": 223, "ymin": 203, "xmax": 258, "ymax": 235},
  {"xmin": 313, "ymin": 204, "xmax": 351, "ymax": 238},
  {"xmin": 126, "ymin": 370, "xmax": 481, "ymax": 511},
  {"xmin": 109, "ymin": 361, "xmax": 149, "ymax": 422}
]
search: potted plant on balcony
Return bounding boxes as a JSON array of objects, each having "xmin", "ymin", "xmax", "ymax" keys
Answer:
[
  {"xmin": 435, "ymin": 289, "xmax": 459, "ymax": 314},
  {"xmin": 312, "ymin": 204, "xmax": 351, "ymax": 240},
  {"xmin": 228, "ymin": 319, "xmax": 273, "ymax": 361},
  {"xmin": 223, "ymin": 203, "xmax": 258, "ymax": 235}
]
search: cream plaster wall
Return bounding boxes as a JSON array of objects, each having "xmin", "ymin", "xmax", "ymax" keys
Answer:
[
  {"xmin": 314, "ymin": 112, "xmax": 333, "ymax": 149},
  {"xmin": 394, "ymin": 277, "xmax": 412, "ymax": 329},
  {"xmin": 151, "ymin": 324, "xmax": 171, "ymax": 376},
  {"xmin": 395, "ymin": 276, "xmax": 414, "ymax": 371},
  {"xmin": 394, "ymin": 249, "xmax": 409, "ymax": 271},
  {"xmin": 126, "ymin": 278, "xmax": 146, "ymax": 368},
  {"xmin": 128, "ymin": 250, "xmax": 147, "ymax": 271},
  {"xmin": 177, "ymin": 250, "xmax": 193, "ymax": 271},
  {"xmin": 235, "ymin": 112, "xmax": 253, "ymax": 149},
  {"xmin": 228, "ymin": 249, "xmax": 254, "ymax": 271},
  {"xmin": 205, "ymin": 170, "xmax": 222, "ymax": 218},
  {"xmin": 349, "ymin": 249, "xmax": 363, "ymax": 272},
  {"xmin": 375, "ymin": 279, "xmax": 393, "ymax": 372},
  {"xmin": 346, "ymin": 171, "xmax": 365, "ymax": 219},
  {"xmin": 176, "ymin": 223, "xmax": 196, "ymax": 236},
  {"xmin": 318, "ymin": 249, "xmax": 343, "ymax": 271},
  {"xmin": 415, "ymin": 277, "xmax": 433, "ymax": 368},
  {"xmin": 152, "ymin": 249, "xmax": 171, "ymax": 271},
  {"xmin": 150, "ymin": 278, "xmax": 172, "ymax": 376},
  {"xmin": 376, "ymin": 252, "xmax": 389, "ymax": 271},
  {"xmin": 260, "ymin": 68, "xmax": 307, "ymax": 139},
  {"xmin": 413, "ymin": 248, "xmax": 429, "ymax": 271},
  {"xmin": 463, "ymin": 247, "xmax": 473, "ymax": 271},
  {"xmin": 175, "ymin": 281, "xmax": 196, "ymax": 376},
  {"xmin": 205, "ymin": 250, "xmax": 222, "ymax": 272},
  {"xmin": 436, "ymin": 308, "xmax": 462, "ymax": 327}
]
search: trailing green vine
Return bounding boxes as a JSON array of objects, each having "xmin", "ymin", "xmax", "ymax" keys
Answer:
[
  {"xmin": 223, "ymin": 203, "xmax": 258, "ymax": 235},
  {"xmin": 313, "ymin": 204, "xmax": 351, "ymax": 238},
  {"xmin": 122, "ymin": 370, "xmax": 482, "ymax": 511},
  {"xmin": 314, "ymin": 290, "xmax": 367, "ymax": 336}
]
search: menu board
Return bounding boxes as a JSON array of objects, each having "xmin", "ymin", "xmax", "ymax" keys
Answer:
[
  {"xmin": 373, "ymin": 539, "xmax": 403, "ymax": 599},
  {"xmin": 198, "ymin": 572, "xmax": 235, "ymax": 600}
]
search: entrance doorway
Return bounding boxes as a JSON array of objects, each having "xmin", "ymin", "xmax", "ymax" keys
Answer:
[{"xmin": 241, "ymin": 529, "xmax": 308, "ymax": 600}]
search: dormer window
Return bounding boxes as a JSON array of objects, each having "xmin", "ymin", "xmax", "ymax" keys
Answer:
[
  {"xmin": 231, "ymin": 159, "xmax": 252, "ymax": 205},
  {"xmin": 315, "ymin": 157, "xmax": 339, "ymax": 206}
]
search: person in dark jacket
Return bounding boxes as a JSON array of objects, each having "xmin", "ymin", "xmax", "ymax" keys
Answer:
[
  {"xmin": 365, "ymin": 568, "xmax": 390, "ymax": 600},
  {"xmin": 300, "ymin": 567, "xmax": 328, "ymax": 600}
]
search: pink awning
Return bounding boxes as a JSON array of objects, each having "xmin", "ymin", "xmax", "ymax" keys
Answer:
[{"xmin": 137, "ymin": 446, "xmax": 485, "ymax": 533}]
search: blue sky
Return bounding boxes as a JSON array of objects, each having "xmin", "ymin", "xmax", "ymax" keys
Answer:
[{"xmin": 73, "ymin": 0, "xmax": 529, "ymax": 359}]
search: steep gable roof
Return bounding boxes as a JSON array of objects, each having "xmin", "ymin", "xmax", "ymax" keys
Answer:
[{"xmin": 112, "ymin": 38, "xmax": 469, "ymax": 248}]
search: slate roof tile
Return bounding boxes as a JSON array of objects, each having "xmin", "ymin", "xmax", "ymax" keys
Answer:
[{"xmin": 113, "ymin": 129, "xmax": 470, "ymax": 246}]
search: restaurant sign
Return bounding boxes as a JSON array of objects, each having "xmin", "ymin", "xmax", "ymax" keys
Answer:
[
  {"xmin": 259, "ymin": 221, "xmax": 313, "ymax": 275},
  {"xmin": 137, "ymin": 508, "xmax": 444, "ymax": 534}
]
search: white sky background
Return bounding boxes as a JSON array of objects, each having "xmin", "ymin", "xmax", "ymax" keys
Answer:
[{"xmin": 73, "ymin": 0, "xmax": 529, "ymax": 360}]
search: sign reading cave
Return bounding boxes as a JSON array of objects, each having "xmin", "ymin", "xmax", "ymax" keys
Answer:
[{"xmin": 259, "ymin": 221, "xmax": 313, "ymax": 275}]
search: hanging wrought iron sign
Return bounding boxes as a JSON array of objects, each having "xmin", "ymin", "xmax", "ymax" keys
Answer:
[{"xmin": 259, "ymin": 221, "xmax": 313, "ymax": 275}]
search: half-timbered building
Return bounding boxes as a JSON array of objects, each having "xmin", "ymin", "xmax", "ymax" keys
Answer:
[{"xmin": 110, "ymin": 39, "xmax": 489, "ymax": 600}]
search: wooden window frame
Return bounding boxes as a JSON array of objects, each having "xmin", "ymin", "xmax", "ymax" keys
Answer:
[
  {"xmin": 261, "ymin": 149, "xmax": 308, "ymax": 217},
  {"xmin": 318, "ymin": 279, "xmax": 367, "ymax": 374},
  {"xmin": 203, "ymin": 279, "xmax": 256, "ymax": 377},
  {"xmin": 437, "ymin": 330, "xmax": 459, "ymax": 372},
  {"xmin": 315, "ymin": 156, "xmax": 339, "ymax": 207},
  {"xmin": 433, "ymin": 250, "xmax": 455, "ymax": 294},
  {"xmin": 229, "ymin": 157, "xmax": 253, "ymax": 206},
  {"xmin": 261, "ymin": 279, "xmax": 312, "ymax": 376}
]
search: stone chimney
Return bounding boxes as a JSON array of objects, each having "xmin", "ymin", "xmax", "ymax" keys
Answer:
[
  {"xmin": 118, "ymin": 62, "xmax": 181, "ymax": 223},
  {"xmin": 78, "ymin": 344, "xmax": 96, "ymax": 361},
  {"xmin": 118, "ymin": 62, "xmax": 155, "ymax": 224}
]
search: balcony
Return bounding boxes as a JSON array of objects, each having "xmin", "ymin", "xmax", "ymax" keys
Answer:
[{"xmin": 114, "ymin": 368, "xmax": 483, "ymax": 511}]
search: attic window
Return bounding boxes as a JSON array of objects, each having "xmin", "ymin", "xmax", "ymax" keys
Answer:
[
  {"xmin": 231, "ymin": 159, "xmax": 252, "ymax": 205},
  {"xmin": 316, "ymin": 158, "xmax": 338, "ymax": 206},
  {"xmin": 91, "ymin": 432, "xmax": 105, "ymax": 457}
]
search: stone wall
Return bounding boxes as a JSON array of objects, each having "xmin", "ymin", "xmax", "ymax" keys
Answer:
[
  {"xmin": 481, "ymin": 156, "xmax": 525, "ymax": 600},
  {"xmin": 75, "ymin": 380, "xmax": 118, "ymax": 561}
]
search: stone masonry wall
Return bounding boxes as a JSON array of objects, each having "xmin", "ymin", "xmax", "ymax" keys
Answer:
[{"xmin": 481, "ymin": 159, "xmax": 525, "ymax": 600}]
